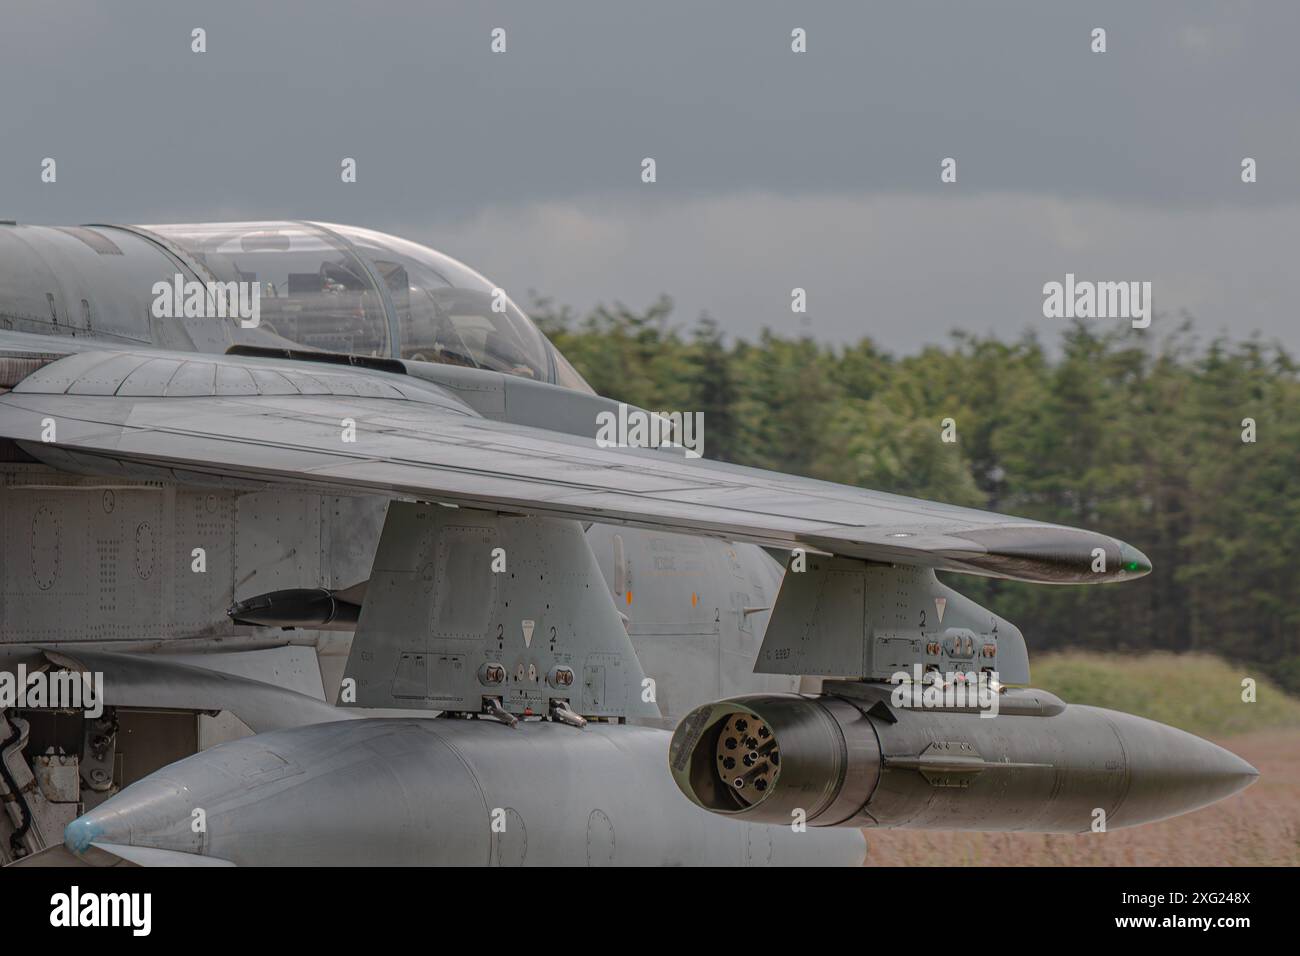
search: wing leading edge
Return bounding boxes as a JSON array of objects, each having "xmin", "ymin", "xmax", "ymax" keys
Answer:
[{"xmin": 0, "ymin": 350, "xmax": 1151, "ymax": 585}]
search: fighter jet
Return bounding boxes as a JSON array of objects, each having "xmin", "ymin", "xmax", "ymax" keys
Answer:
[{"xmin": 0, "ymin": 220, "xmax": 1256, "ymax": 866}]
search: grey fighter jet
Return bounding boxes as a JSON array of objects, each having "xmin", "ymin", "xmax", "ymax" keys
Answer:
[{"xmin": 0, "ymin": 220, "xmax": 1256, "ymax": 866}]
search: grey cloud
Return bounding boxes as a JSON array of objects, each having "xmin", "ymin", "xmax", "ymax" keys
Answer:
[
  {"xmin": 1, "ymin": 1, "xmax": 1294, "ymax": 354},
  {"xmin": 2, "ymin": 0, "xmax": 1297, "ymax": 224},
  {"xmin": 408, "ymin": 191, "xmax": 1300, "ymax": 354}
]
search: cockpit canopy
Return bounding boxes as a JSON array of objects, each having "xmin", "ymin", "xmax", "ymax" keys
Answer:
[{"xmin": 139, "ymin": 221, "xmax": 592, "ymax": 392}]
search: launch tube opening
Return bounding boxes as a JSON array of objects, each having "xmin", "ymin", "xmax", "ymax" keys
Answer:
[
  {"xmin": 669, "ymin": 694, "xmax": 882, "ymax": 826},
  {"xmin": 671, "ymin": 704, "xmax": 775, "ymax": 814}
]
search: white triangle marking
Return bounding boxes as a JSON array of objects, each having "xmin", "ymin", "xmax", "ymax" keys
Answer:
[
  {"xmin": 522, "ymin": 619, "xmax": 535, "ymax": 648},
  {"xmin": 934, "ymin": 598, "xmax": 947, "ymax": 623}
]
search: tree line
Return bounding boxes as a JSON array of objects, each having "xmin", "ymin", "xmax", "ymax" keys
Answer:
[{"xmin": 535, "ymin": 297, "xmax": 1300, "ymax": 693}]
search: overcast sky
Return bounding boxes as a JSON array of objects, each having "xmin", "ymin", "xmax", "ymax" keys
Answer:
[{"xmin": 3, "ymin": 1, "xmax": 1297, "ymax": 354}]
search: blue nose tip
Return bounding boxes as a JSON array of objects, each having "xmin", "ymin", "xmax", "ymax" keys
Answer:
[{"xmin": 64, "ymin": 815, "xmax": 105, "ymax": 854}]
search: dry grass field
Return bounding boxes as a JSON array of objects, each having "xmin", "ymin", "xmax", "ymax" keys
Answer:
[{"xmin": 862, "ymin": 653, "xmax": 1300, "ymax": 867}]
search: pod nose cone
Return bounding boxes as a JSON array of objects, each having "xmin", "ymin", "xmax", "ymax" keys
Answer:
[
  {"xmin": 63, "ymin": 815, "xmax": 105, "ymax": 855},
  {"xmin": 1097, "ymin": 707, "xmax": 1260, "ymax": 827},
  {"xmin": 1118, "ymin": 541, "xmax": 1152, "ymax": 578},
  {"xmin": 1186, "ymin": 737, "xmax": 1259, "ymax": 801},
  {"xmin": 64, "ymin": 774, "xmax": 201, "ymax": 858},
  {"xmin": 1213, "ymin": 746, "xmax": 1259, "ymax": 793}
]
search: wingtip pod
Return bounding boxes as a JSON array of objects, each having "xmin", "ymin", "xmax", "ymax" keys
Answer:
[
  {"xmin": 669, "ymin": 690, "xmax": 1256, "ymax": 832},
  {"xmin": 935, "ymin": 526, "xmax": 1152, "ymax": 584}
]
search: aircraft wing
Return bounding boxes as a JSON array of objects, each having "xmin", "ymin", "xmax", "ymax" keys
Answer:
[{"xmin": 0, "ymin": 349, "xmax": 1150, "ymax": 585}]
